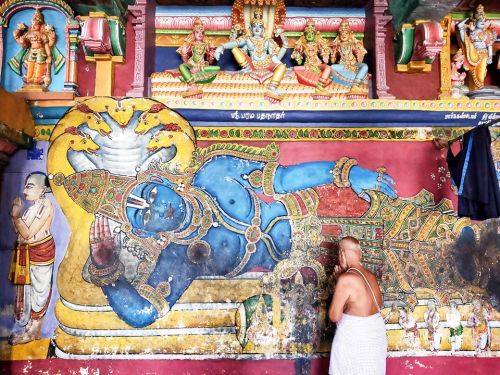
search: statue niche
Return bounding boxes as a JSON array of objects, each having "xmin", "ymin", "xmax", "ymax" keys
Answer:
[{"xmin": 8, "ymin": 8, "xmax": 65, "ymax": 92}]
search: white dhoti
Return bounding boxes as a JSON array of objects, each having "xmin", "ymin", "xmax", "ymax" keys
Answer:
[
  {"xmin": 29, "ymin": 263, "xmax": 54, "ymax": 313},
  {"xmin": 329, "ymin": 313, "xmax": 387, "ymax": 375}
]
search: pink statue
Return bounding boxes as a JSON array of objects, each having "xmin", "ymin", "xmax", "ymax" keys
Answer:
[{"xmin": 451, "ymin": 50, "xmax": 468, "ymax": 98}]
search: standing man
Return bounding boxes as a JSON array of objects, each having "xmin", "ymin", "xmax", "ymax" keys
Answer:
[
  {"xmin": 328, "ymin": 236, "xmax": 387, "ymax": 375},
  {"xmin": 9, "ymin": 172, "xmax": 55, "ymax": 345}
]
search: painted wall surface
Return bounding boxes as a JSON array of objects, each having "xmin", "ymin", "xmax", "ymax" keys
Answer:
[{"xmin": 1, "ymin": 98, "xmax": 498, "ymax": 363}]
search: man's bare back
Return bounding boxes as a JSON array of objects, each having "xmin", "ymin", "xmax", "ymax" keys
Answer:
[
  {"xmin": 328, "ymin": 237, "xmax": 388, "ymax": 375},
  {"xmin": 338, "ymin": 268, "xmax": 382, "ymax": 316},
  {"xmin": 328, "ymin": 237, "xmax": 383, "ymax": 322}
]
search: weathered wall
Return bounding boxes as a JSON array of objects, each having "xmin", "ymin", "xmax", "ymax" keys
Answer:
[{"xmin": 0, "ymin": 98, "xmax": 498, "ymax": 365}]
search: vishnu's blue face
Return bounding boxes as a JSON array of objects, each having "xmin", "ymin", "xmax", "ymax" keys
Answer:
[
  {"xmin": 251, "ymin": 22, "xmax": 264, "ymax": 37},
  {"xmin": 126, "ymin": 182, "xmax": 186, "ymax": 234}
]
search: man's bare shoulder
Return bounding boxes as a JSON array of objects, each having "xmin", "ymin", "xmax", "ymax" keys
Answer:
[
  {"xmin": 363, "ymin": 268, "xmax": 377, "ymax": 280},
  {"xmin": 337, "ymin": 272, "xmax": 362, "ymax": 286}
]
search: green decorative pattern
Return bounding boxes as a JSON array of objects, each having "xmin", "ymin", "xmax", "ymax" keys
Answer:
[{"xmin": 35, "ymin": 124, "xmax": 500, "ymax": 142}]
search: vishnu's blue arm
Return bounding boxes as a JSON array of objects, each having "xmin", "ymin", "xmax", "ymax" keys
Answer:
[{"xmin": 273, "ymin": 161, "xmax": 397, "ymax": 198}]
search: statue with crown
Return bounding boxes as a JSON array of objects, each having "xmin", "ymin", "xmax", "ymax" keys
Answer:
[
  {"xmin": 215, "ymin": 7, "xmax": 288, "ymax": 103},
  {"xmin": 8, "ymin": 8, "xmax": 65, "ymax": 91},
  {"xmin": 176, "ymin": 17, "xmax": 220, "ymax": 98},
  {"xmin": 291, "ymin": 18, "xmax": 333, "ymax": 99},
  {"xmin": 455, "ymin": 4, "xmax": 499, "ymax": 98}
]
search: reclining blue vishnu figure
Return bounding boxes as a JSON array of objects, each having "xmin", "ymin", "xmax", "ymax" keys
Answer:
[{"xmin": 57, "ymin": 153, "xmax": 396, "ymax": 327}]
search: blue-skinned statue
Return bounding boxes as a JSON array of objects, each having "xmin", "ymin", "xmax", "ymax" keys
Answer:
[
  {"xmin": 53, "ymin": 149, "xmax": 395, "ymax": 328},
  {"xmin": 330, "ymin": 19, "xmax": 369, "ymax": 90},
  {"xmin": 456, "ymin": 4, "xmax": 497, "ymax": 91},
  {"xmin": 214, "ymin": 8, "xmax": 288, "ymax": 99}
]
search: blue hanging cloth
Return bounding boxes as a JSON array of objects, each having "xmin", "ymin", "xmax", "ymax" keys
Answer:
[{"xmin": 447, "ymin": 125, "xmax": 500, "ymax": 220}]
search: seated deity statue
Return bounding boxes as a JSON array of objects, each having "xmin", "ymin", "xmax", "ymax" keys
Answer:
[
  {"xmin": 214, "ymin": 8, "xmax": 288, "ymax": 98},
  {"xmin": 8, "ymin": 9, "xmax": 65, "ymax": 90},
  {"xmin": 291, "ymin": 19, "xmax": 332, "ymax": 95},
  {"xmin": 176, "ymin": 17, "xmax": 220, "ymax": 88},
  {"xmin": 456, "ymin": 4, "xmax": 497, "ymax": 91},
  {"xmin": 329, "ymin": 19, "xmax": 369, "ymax": 90}
]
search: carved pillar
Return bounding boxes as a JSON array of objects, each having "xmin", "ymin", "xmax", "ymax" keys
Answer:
[
  {"xmin": 438, "ymin": 15, "xmax": 452, "ymax": 99},
  {"xmin": 126, "ymin": 0, "xmax": 155, "ymax": 97},
  {"xmin": 65, "ymin": 20, "xmax": 80, "ymax": 93},
  {"xmin": 368, "ymin": 0, "xmax": 395, "ymax": 99},
  {"xmin": 94, "ymin": 54, "xmax": 124, "ymax": 96}
]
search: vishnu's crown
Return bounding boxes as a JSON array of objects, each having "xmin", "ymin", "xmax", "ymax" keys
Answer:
[
  {"xmin": 251, "ymin": 8, "xmax": 264, "ymax": 26},
  {"xmin": 51, "ymin": 170, "xmax": 136, "ymax": 223}
]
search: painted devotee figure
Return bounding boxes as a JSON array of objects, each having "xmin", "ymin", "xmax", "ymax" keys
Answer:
[
  {"xmin": 467, "ymin": 298, "xmax": 492, "ymax": 352},
  {"xmin": 424, "ymin": 300, "xmax": 441, "ymax": 352},
  {"xmin": 246, "ymin": 295, "xmax": 279, "ymax": 351},
  {"xmin": 8, "ymin": 9, "xmax": 64, "ymax": 90},
  {"xmin": 290, "ymin": 18, "xmax": 331, "ymax": 94},
  {"xmin": 329, "ymin": 20, "xmax": 369, "ymax": 90},
  {"xmin": 399, "ymin": 307, "xmax": 420, "ymax": 349},
  {"xmin": 456, "ymin": 4, "xmax": 497, "ymax": 91},
  {"xmin": 446, "ymin": 301, "xmax": 463, "ymax": 353},
  {"xmin": 328, "ymin": 237, "xmax": 387, "ymax": 375},
  {"xmin": 214, "ymin": 8, "xmax": 288, "ymax": 98},
  {"xmin": 54, "ymin": 154, "xmax": 396, "ymax": 328},
  {"xmin": 8, "ymin": 172, "xmax": 55, "ymax": 345},
  {"xmin": 176, "ymin": 17, "xmax": 220, "ymax": 89}
]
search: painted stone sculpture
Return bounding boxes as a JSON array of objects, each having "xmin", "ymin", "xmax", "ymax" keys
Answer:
[
  {"xmin": 450, "ymin": 49, "xmax": 468, "ymax": 98},
  {"xmin": 8, "ymin": 9, "xmax": 65, "ymax": 91},
  {"xmin": 329, "ymin": 19, "xmax": 369, "ymax": 94},
  {"xmin": 215, "ymin": 8, "xmax": 288, "ymax": 101},
  {"xmin": 291, "ymin": 18, "xmax": 332, "ymax": 98},
  {"xmin": 176, "ymin": 17, "xmax": 220, "ymax": 97},
  {"xmin": 456, "ymin": 4, "xmax": 497, "ymax": 91}
]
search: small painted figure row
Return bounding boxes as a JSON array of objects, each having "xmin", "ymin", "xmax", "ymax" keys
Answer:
[{"xmin": 390, "ymin": 299, "xmax": 493, "ymax": 353}]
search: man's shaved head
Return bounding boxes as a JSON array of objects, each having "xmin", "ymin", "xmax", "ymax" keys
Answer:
[{"xmin": 339, "ymin": 236, "xmax": 362, "ymax": 266}]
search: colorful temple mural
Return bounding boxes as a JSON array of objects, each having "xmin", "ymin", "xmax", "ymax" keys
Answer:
[{"xmin": 0, "ymin": 0, "xmax": 499, "ymax": 373}]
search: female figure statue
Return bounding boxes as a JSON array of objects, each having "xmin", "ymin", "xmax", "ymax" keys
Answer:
[
  {"xmin": 176, "ymin": 17, "xmax": 220, "ymax": 89},
  {"xmin": 330, "ymin": 19, "xmax": 369, "ymax": 90},
  {"xmin": 291, "ymin": 19, "xmax": 332, "ymax": 96}
]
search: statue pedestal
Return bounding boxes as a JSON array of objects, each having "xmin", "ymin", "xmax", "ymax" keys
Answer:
[
  {"xmin": 19, "ymin": 84, "xmax": 47, "ymax": 93},
  {"xmin": 14, "ymin": 91, "xmax": 75, "ymax": 101},
  {"xmin": 466, "ymin": 86, "xmax": 500, "ymax": 100}
]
